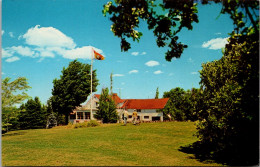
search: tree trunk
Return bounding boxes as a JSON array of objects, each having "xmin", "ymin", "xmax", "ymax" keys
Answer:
[{"xmin": 65, "ymin": 113, "xmax": 69, "ymax": 125}]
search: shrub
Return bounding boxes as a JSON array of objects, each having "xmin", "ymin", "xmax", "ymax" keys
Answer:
[
  {"xmin": 67, "ymin": 120, "xmax": 100, "ymax": 129},
  {"xmin": 87, "ymin": 120, "xmax": 100, "ymax": 127},
  {"xmin": 66, "ymin": 122, "xmax": 73, "ymax": 129}
]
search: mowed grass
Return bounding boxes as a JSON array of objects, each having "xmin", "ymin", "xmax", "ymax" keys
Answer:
[{"xmin": 2, "ymin": 122, "xmax": 221, "ymax": 166}]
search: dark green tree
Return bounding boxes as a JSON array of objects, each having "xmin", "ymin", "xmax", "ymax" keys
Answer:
[
  {"xmin": 155, "ymin": 87, "xmax": 159, "ymax": 99},
  {"xmin": 51, "ymin": 60, "xmax": 99, "ymax": 124},
  {"xmin": 196, "ymin": 29, "xmax": 259, "ymax": 165},
  {"xmin": 95, "ymin": 88, "xmax": 118, "ymax": 123},
  {"xmin": 18, "ymin": 97, "xmax": 47, "ymax": 129},
  {"xmin": 162, "ymin": 87, "xmax": 186, "ymax": 121},
  {"xmin": 181, "ymin": 88, "xmax": 203, "ymax": 121}
]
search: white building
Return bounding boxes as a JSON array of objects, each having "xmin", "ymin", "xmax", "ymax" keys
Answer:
[{"xmin": 69, "ymin": 93, "xmax": 169, "ymax": 123}]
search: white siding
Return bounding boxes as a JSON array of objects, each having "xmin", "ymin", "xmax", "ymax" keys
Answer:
[{"xmin": 125, "ymin": 109, "xmax": 163, "ymax": 122}]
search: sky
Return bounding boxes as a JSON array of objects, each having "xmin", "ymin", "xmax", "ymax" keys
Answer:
[{"xmin": 1, "ymin": 0, "xmax": 234, "ymax": 104}]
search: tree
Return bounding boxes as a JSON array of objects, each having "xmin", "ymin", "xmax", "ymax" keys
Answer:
[
  {"xmin": 18, "ymin": 97, "xmax": 47, "ymax": 129},
  {"xmin": 162, "ymin": 87, "xmax": 186, "ymax": 121},
  {"xmin": 181, "ymin": 88, "xmax": 201, "ymax": 121},
  {"xmin": 196, "ymin": 29, "xmax": 259, "ymax": 165},
  {"xmin": 103, "ymin": 0, "xmax": 197, "ymax": 61},
  {"xmin": 51, "ymin": 60, "xmax": 99, "ymax": 124},
  {"xmin": 95, "ymin": 88, "xmax": 118, "ymax": 123},
  {"xmin": 2, "ymin": 77, "xmax": 31, "ymax": 109},
  {"xmin": 2, "ymin": 77, "xmax": 31, "ymax": 132},
  {"xmin": 155, "ymin": 87, "xmax": 159, "ymax": 99}
]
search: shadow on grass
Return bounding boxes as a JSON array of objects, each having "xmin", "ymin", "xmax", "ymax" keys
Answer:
[
  {"xmin": 179, "ymin": 141, "xmax": 259, "ymax": 166},
  {"xmin": 2, "ymin": 131, "xmax": 27, "ymax": 137},
  {"xmin": 179, "ymin": 141, "xmax": 222, "ymax": 164}
]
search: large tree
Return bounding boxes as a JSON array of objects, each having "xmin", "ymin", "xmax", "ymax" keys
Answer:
[
  {"xmin": 95, "ymin": 88, "xmax": 118, "ymax": 123},
  {"xmin": 51, "ymin": 60, "xmax": 99, "ymax": 124},
  {"xmin": 2, "ymin": 77, "xmax": 31, "ymax": 132},
  {"xmin": 196, "ymin": 29, "xmax": 259, "ymax": 165}
]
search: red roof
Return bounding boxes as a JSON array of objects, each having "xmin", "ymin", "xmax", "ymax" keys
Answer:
[
  {"xmin": 94, "ymin": 93, "xmax": 124, "ymax": 105},
  {"xmin": 121, "ymin": 98, "xmax": 169, "ymax": 110}
]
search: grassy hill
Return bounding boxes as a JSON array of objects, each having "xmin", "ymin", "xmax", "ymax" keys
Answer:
[{"xmin": 2, "ymin": 122, "xmax": 221, "ymax": 166}]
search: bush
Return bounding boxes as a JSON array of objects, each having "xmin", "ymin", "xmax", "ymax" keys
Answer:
[
  {"xmin": 67, "ymin": 120, "xmax": 100, "ymax": 129},
  {"xmin": 87, "ymin": 120, "xmax": 100, "ymax": 127},
  {"xmin": 66, "ymin": 122, "xmax": 73, "ymax": 128}
]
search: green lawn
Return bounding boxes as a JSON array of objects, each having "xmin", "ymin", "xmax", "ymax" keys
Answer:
[{"xmin": 2, "ymin": 122, "xmax": 222, "ymax": 166}]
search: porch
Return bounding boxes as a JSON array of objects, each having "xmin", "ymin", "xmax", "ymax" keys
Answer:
[{"xmin": 69, "ymin": 110, "xmax": 95, "ymax": 124}]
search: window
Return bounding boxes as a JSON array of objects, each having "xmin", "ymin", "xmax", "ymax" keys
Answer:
[
  {"xmin": 77, "ymin": 112, "xmax": 83, "ymax": 119},
  {"xmin": 84, "ymin": 112, "xmax": 90, "ymax": 119},
  {"xmin": 152, "ymin": 116, "xmax": 160, "ymax": 121},
  {"xmin": 137, "ymin": 109, "xmax": 141, "ymax": 112},
  {"xmin": 144, "ymin": 116, "xmax": 149, "ymax": 119}
]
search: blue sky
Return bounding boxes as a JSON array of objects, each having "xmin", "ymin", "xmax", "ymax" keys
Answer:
[{"xmin": 2, "ymin": 0, "xmax": 234, "ymax": 104}]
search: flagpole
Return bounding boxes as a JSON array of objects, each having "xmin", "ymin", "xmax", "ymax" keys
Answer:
[{"xmin": 90, "ymin": 48, "xmax": 93, "ymax": 120}]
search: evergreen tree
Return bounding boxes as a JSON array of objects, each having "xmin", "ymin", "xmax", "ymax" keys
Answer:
[
  {"xmin": 155, "ymin": 87, "xmax": 159, "ymax": 99},
  {"xmin": 18, "ymin": 97, "xmax": 47, "ymax": 129},
  {"xmin": 95, "ymin": 88, "xmax": 117, "ymax": 123}
]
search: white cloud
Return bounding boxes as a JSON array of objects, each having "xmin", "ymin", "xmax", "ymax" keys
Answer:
[
  {"xmin": 141, "ymin": 52, "xmax": 146, "ymax": 55},
  {"xmin": 62, "ymin": 46, "xmax": 103, "ymax": 60},
  {"xmin": 145, "ymin": 60, "xmax": 160, "ymax": 67},
  {"xmin": 2, "ymin": 30, "xmax": 4, "ymax": 35},
  {"xmin": 9, "ymin": 32, "xmax": 14, "ymax": 38},
  {"xmin": 6, "ymin": 56, "xmax": 20, "ymax": 63},
  {"xmin": 131, "ymin": 52, "xmax": 139, "ymax": 56},
  {"xmin": 22, "ymin": 25, "xmax": 76, "ymax": 49},
  {"xmin": 2, "ymin": 48, "xmax": 14, "ymax": 58},
  {"xmin": 129, "ymin": 70, "xmax": 138, "ymax": 74},
  {"xmin": 202, "ymin": 37, "xmax": 228, "ymax": 50},
  {"xmin": 11, "ymin": 46, "xmax": 35, "ymax": 57},
  {"xmin": 113, "ymin": 74, "xmax": 124, "ymax": 77},
  {"xmin": 215, "ymin": 32, "xmax": 221, "ymax": 35},
  {"xmin": 191, "ymin": 72, "xmax": 198, "ymax": 75},
  {"xmin": 154, "ymin": 70, "xmax": 163, "ymax": 74},
  {"xmin": 3, "ymin": 26, "xmax": 104, "ymax": 62}
]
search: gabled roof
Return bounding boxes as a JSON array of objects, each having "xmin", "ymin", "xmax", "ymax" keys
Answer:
[
  {"xmin": 94, "ymin": 93, "xmax": 124, "ymax": 105},
  {"xmin": 121, "ymin": 98, "xmax": 169, "ymax": 110}
]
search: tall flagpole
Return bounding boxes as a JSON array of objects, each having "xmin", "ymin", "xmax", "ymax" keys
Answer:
[{"xmin": 90, "ymin": 48, "xmax": 93, "ymax": 119}]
